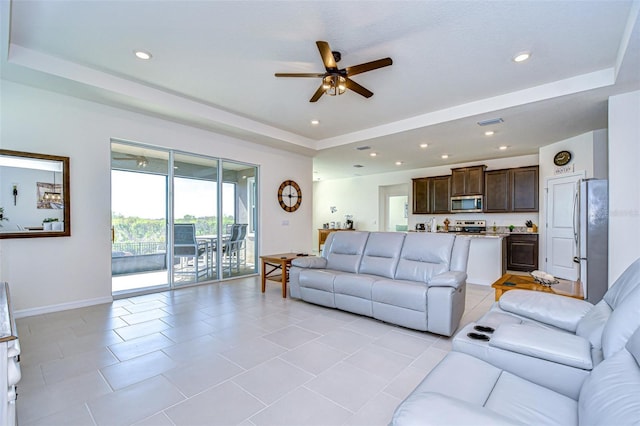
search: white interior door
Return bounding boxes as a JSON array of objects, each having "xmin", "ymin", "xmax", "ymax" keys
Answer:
[{"xmin": 545, "ymin": 172, "xmax": 584, "ymax": 280}]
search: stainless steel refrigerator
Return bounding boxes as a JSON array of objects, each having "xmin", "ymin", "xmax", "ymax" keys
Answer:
[{"xmin": 574, "ymin": 179, "xmax": 608, "ymax": 303}]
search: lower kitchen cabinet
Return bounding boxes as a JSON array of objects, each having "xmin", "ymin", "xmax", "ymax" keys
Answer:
[{"xmin": 507, "ymin": 234, "xmax": 539, "ymax": 272}]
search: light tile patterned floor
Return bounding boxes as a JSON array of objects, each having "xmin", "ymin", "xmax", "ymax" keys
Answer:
[{"xmin": 16, "ymin": 277, "xmax": 494, "ymax": 426}]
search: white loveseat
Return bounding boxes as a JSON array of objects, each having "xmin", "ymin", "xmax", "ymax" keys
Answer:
[{"xmin": 288, "ymin": 231, "xmax": 471, "ymax": 336}]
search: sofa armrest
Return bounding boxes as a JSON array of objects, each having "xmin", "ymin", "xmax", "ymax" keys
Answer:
[
  {"xmin": 290, "ymin": 256, "xmax": 327, "ymax": 269},
  {"xmin": 428, "ymin": 271, "xmax": 467, "ymax": 289},
  {"xmin": 498, "ymin": 290, "xmax": 593, "ymax": 332},
  {"xmin": 391, "ymin": 392, "xmax": 522, "ymax": 426},
  {"xmin": 489, "ymin": 323, "xmax": 593, "ymax": 370}
]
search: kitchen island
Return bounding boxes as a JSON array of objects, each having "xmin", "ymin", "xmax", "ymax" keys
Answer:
[{"xmin": 462, "ymin": 233, "xmax": 508, "ymax": 285}]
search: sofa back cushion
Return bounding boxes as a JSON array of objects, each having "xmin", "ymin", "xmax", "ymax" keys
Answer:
[
  {"xmin": 578, "ymin": 326, "xmax": 640, "ymax": 425},
  {"xmin": 324, "ymin": 231, "xmax": 370, "ymax": 273},
  {"xmin": 603, "ymin": 257, "xmax": 640, "ymax": 309},
  {"xmin": 601, "ymin": 285, "xmax": 640, "ymax": 359},
  {"xmin": 359, "ymin": 232, "xmax": 406, "ymax": 278},
  {"xmin": 394, "ymin": 233, "xmax": 455, "ymax": 283}
]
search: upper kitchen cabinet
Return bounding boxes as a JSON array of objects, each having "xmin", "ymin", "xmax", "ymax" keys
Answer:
[
  {"xmin": 412, "ymin": 175, "xmax": 451, "ymax": 214},
  {"xmin": 430, "ymin": 175, "xmax": 451, "ymax": 214},
  {"xmin": 412, "ymin": 177, "xmax": 429, "ymax": 214},
  {"xmin": 484, "ymin": 169, "xmax": 510, "ymax": 212},
  {"xmin": 511, "ymin": 166, "xmax": 539, "ymax": 212},
  {"xmin": 451, "ymin": 165, "xmax": 486, "ymax": 196},
  {"xmin": 484, "ymin": 166, "xmax": 539, "ymax": 213}
]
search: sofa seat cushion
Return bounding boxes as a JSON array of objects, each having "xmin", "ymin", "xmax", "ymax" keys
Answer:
[
  {"xmin": 334, "ymin": 273, "xmax": 380, "ymax": 298},
  {"xmin": 372, "ymin": 279, "xmax": 426, "ymax": 312},
  {"xmin": 485, "ymin": 371, "xmax": 578, "ymax": 425},
  {"xmin": 392, "ymin": 351, "xmax": 577, "ymax": 426}
]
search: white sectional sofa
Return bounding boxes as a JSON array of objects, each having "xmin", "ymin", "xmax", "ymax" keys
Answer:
[
  {"xmin": 391, "ymin": 257, "xmax": 640, "ymax": 425},
  {"xmin": 288, "ymin": 231, "xmax": 471, "ymax": 336}
]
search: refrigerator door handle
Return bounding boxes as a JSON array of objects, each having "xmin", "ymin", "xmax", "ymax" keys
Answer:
[{"xmin": 572, "ymin": 189, "xmax": 579, "ymax": 245}]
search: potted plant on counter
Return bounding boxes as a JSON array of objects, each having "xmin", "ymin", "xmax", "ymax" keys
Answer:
[{"xmin": 42, "ymin": 217, "xmax": 59, "ymax": 231}]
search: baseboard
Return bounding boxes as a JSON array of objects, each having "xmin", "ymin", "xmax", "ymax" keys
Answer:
[{"xmin": 14, "ymin": 296, "xmax": 114, "ymax": 319}]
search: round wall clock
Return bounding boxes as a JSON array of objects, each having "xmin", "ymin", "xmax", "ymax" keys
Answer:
[
  {"xmin": 553, "ymin": 150, "xmax": 572, "ymax": 166},
  {"xmin": 278, "ymin": 180, "xmax": 302, "ymax": 212}
]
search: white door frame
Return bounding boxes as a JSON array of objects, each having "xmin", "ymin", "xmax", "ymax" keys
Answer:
[
  {"xmin": 544, "ymin": 171, "xmax": 585, "ymax": 279},
  {"xmin": 379, "ymin": 184, "xmax": 409, "ymax": 232}
]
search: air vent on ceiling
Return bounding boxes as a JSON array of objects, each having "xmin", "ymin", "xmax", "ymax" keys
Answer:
[
  {"xmin": 477, "ymin": 118, "xmax": 504, "ymax": 126},
  {"xmin": 356, "ymin": 146, "xmax": 371, "ymax": 151},
  {"xmin": 353, "ymin": 164, "xmax": 364, "ymax": 168}
]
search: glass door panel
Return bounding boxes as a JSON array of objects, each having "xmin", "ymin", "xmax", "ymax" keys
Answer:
[
  {"xmin": 173, "ymin": 153, "xmax": 218, "ymax": 285},
  {"xmin": 221, "ymin": 161, "xmax": 258, "ymax": 279},
  {"xmin": 111, "ymin": 143, "xmax": 170, "ymax": 294}
]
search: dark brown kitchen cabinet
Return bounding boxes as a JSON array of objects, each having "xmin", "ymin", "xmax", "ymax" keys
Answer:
[
  {"xmin": 484, "ymin": 166, "xmax": 539, "ymax": 213},
  {"xmin": 451, "ymin": 165, "xmax": 486, "ymax": 196},
  {"xmin": 412, "ymin": 175, "xmax": 451, "ymax": 214},
  {"xmin": 507, "ymin": 234, "xmax": 539, "ymax": 272},
  {"xmin": 430, "ymin": 175, "xmax": 451, "ymax": 213},
  {"xmin": 412, "ymin": 178, "xmax": 429, "ymax": 214},
  {"xmin": 511, "ymin": 166, "xmax": 539, "ymax": 212},
  {"xmin": 484, "ymin": 169, "xmax": 510, "ymax": 212}
]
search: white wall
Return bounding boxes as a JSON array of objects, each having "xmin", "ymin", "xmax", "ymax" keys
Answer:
[
  {"xmin": 608, "ymin": 90, "xmax": 640, "ymax": 283},
  {"xmin": 0, "ymin": 81, "xmax": 313, "ymax": 314},
  {"xmin": 312, "ymin": 154, "xmax": 539, "ymax": 252},
  {"xmin": 538, "ymin": 129, "xmax": 607, "ymax": 271}
]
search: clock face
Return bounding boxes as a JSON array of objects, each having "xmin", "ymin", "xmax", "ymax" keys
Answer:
[
  {"xmin": 554, "ymin": 150, "xmax": 572, "ymax": 166},
  {"xmin": 278, "ymin": 180, "xmax": 302, "ymax": 212}
]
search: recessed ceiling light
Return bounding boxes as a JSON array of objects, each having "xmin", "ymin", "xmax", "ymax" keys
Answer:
[
  {"xmin": 513, "ymin": 52, "xmax": 531, "ymax": 63},
  {"xmin": 441, "ymin": 154, "xmax": 449, "ymax": 159},
  {"xmin": 420, "ymin": 143, "xmax": 429, "ymax": 148},
  {"xmin": 395, "ymin": 161, "xmax": 403, "ymax": 166},
  {"xmin": 370, "ymin": 152, "xmax": 377, "ymax": 157},
  {"xmin": 499, "ymin": 146, "xmax": 508, "ymax": 150},
  {"xmin": 310, "ymin": 120, "xmax": 320, "ymax": 125},
  {"xmin": 134, "ymin": 50, "xmax": 152, "ymax": 60},
  {"xmin": 485, "ymin": 131, "xmax": 495, "ymax": 136}
]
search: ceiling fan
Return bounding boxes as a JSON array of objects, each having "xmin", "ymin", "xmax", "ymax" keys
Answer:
[
  {"xmin": 113, "ymin": 154, "xmax": 149, "ymax": 168},
  {"xmin": 275, "ymin": 41, "xmax": 392, "ymax": 102}
]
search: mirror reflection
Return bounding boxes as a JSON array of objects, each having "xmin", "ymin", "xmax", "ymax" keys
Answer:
[{"xmin": 0, "ymin": 149, "xmax": 70, "ymax": 238}]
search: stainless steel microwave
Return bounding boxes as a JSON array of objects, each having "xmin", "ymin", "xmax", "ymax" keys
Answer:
[{"xmin": 450, "ymin": 195, "xmax": 483, "ymax": 213}]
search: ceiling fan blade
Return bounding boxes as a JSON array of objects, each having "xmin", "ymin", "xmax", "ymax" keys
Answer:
[
  {"xmin": 345, "ymin": 78, "xmax": 373, "ymax": 98},
  {"xmin": 309, "ymin": 84, "xmax": 326, "ymax": 102},
  {"xmin": 345, "ymin": 58, "xmax": 393, "ymax": 77},
  {"xmin": 275, "ymin": 73, "xmax": 326, "ymax": 78},
  {"xmin": 316, "ymin": 41, "xmax": 337, "ymax": 70}
]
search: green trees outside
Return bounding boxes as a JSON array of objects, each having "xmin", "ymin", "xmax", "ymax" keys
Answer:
[{"xmin": 112, "ymin": 213, "xmax": 236, "ymax": 253}]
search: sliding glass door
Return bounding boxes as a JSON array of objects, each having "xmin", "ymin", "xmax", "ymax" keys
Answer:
[
  {"xmin": 111, "ymin": 144, "xmax": 170, "ymax": 293},
  {"xmin": 172, "ymin": 153, "xmax": 218, "ymax": 286},
  {"xmin": 111, "ymin": 141, "xmax": 259, "ymax": 295}
]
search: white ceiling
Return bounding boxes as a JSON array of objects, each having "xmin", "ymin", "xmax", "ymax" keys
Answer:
[{"xmin": 2, "ymin": 1, "xmax": 639, "ymax": 179}]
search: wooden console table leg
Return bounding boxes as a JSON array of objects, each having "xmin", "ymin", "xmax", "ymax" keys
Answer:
[{"xmin": 261, "ymin": 259, "xmax": 267, "ymax": 293}]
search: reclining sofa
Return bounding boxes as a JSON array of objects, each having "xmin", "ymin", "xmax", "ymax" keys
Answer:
[
  {"xmin": 391, "ymin": 257, "xmax": 640, "ymax": 425},
  {"xmin": 289, "ymin": 231, "xmax": 471, "ymax": 336}
]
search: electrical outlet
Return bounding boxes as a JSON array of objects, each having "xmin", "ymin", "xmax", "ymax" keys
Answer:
[{"xmin": 282, "ymin": 220, "xmax": 289, "ymax": 226}]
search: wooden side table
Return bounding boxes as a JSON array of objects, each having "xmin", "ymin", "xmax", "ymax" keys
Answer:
[
  {"xmin": 260, "ymin": 253, "xmax": 300, "ymax": 298},
  {"xmin": 491, "ymin": 273, "xmax": 584, "ymax": 301}
]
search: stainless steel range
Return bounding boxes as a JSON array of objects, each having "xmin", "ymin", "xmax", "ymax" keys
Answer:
[{"xmin": 453, "ymin": 220, "xmax": 486, "ymax": 233}]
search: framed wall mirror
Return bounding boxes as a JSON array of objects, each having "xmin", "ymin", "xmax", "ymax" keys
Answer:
[{"xmin": 0, "ymin": 149, "xmax": 70, "ymax": 238}]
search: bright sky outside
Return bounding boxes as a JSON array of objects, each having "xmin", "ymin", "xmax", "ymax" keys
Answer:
[{"xmin": 111, "ymin": 171, "xmax": 236, "ymax": 219}]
